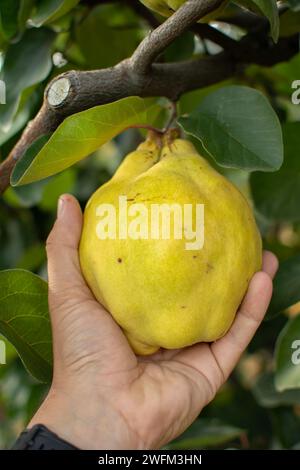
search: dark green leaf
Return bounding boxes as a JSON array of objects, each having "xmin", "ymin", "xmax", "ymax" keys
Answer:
[
  {"xmin": 253, "ymin": 372, "xmax": 300, "ymax": 407},
  {"xmin": 0, "ymin": 28, "xmax": 55, "ymax": 129},
  {"xmin": 275, "ymin": 316, "xmax": 300, "ymax": 391},
  {"xmin": 280, "ymin": 11, "xmax": 300, "ymax": 37},
  {"xmin": 167, "ymin": 419, "xmax": 244, "ymax": 449},
  {"xmin": 236, "ymin": 0, "xmax": 279, "ymax": 42},
  {"xmin": 30, "ymin": 0, "xmax": 80, "ymax": 27},
  {"xmin": 11, "ymin": 134, "xmax": 51, "ymax": 187},
  {"xmin": 250, "ymin": 123, "xmax": 300, "ymax": 222},
  {"xmin": 178, "ymin": 85, "xmax": 283, "ymax": 172},
  {"xmin": 0, "ymin": 270, "xmax": 52, "ymax": 383},
  {"xmin": 16, "ymin": 244, "xmax": 46, "ymax": 271},
  {"xmin": 164, "ymin": 31, "xmax": 195, "ymax": 62},
  {"xmin": 11, "ymin": 97, "xmax": 160, "ymax": 186},
  {"xmin": 267, "ymin": 254, "xmax": 300, "ymax": 320},
  {"xmin": 76, "ymin": 5, "xmax": 139, "ymax": 69},
  {"xmin": 0, "ymin": 104, "xmax": 30, "ymax": 146},
  {"xmin": 272, "ymin": 407, "xmax": 300, "ymax": 449},
  {"xmin": 18, "ymin": 0, "xmax": 35, "ymax": 30},
  {"xmin": 0, "ymin": 0, "xmax": 20, "ymax": 40},
  {"xmin": 286, "ymin": 0, "xmax": 300, "ymax": 11},
  {"xmin": 39, "ymin": 168, "xmax": 76, "ymax": 211}
]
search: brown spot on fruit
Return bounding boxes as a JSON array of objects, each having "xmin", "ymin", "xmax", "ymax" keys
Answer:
[
  {"xmin": 193, "ymin": 255, "xmax": 198, "ymax": 259},
  {"xmin": 181, "ymin": 306, "xmax": 186, "ymax": 309},
  {"xmin": 117, "ymin": 258, "xmax": 122, "ymax": 263},
  {"xmin": 206, "ymin": 263, "xmax": 213, "ymax": 273}
]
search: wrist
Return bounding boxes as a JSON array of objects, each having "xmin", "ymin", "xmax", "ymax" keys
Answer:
[{"xmin": 29, "ymin": 386, "xmax": 140, "ymax": 450}]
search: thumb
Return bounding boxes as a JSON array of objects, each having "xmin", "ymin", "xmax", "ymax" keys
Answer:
[{"xmin": 46, "ymin": 194, "xmax": 90, "ymax": 313}]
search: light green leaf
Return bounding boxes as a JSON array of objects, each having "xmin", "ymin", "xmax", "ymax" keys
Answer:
[
  {"xmin": 250, "ymin": 123, "xmax": 300, "ymax": 222},
  {"xmin": 253, "ymin": 372, "xmax": 300, "ymax": 407},
  {"xmin": 275, "ymin": 316, "xmax": 300, "ymax": 391},
  {"xmin": 30, "ymin": 0, "xmax": 80, "ymax": 27},
  {"xmin": 266, "ymin": 254, "xmax": 300, "ymax": 320},
  {"xmin": 11, "ymin": 96, "xmax": 160, "ymax": 186},
  {"xmin": 167, "ymin": 419, "xmax": 244, "ymax": 449},
  {"xmin": 178, "ymin": 85, "xmax": 283, "ymax": 172},
  {"xmin": 0, "ymin": 28, "xmax": 55, "ymax": 130},
  {"xmin": 0, "ymin": 269, "xmax": 52, "ymax": 383}
]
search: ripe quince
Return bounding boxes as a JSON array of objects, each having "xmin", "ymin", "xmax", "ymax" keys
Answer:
[
  {"xmin": 139, "ymin": 0, "xmax": 229, "ymax": 23},
  {"xmin": 79, "ymin": 134, "xmax": 262, "ymax": 355}
]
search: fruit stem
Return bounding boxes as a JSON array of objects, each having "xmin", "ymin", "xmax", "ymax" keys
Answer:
[{"xmin": 163, "ymin": 101, "xmax": 178, "ymax": 131}]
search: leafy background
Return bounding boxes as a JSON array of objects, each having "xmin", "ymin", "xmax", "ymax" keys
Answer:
[{"xmin": 0, "ymin": 0, "xmax": 300, "ymax": 450}]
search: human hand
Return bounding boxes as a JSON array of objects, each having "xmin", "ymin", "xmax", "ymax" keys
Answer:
[{"xmin": 29, "ymin": 194, "xmax": 278, "ymax": 450}]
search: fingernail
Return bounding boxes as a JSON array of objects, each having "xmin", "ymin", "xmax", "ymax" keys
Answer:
[{"xmin": 57, "ymin": 196, "xmax": 65, "ymax": 218}]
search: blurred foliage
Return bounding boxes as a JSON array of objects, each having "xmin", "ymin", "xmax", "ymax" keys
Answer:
[{"xmin": 0, "ymin": 0, "xmax": 300, "ymax": 451}]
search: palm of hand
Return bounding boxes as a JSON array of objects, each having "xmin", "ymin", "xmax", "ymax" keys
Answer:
[{"xmin": 34, "ymin": 195, "xmax": 276, "ymax": 450}]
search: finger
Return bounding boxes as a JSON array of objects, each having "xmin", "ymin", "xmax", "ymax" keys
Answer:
[
  {"xmin": 210, "ymin": 271, "xmax": 273, "ymax": 381},
  {"xmin": 46, "ymin": 194, "xmax": 89, "ymax": 308},
  {"xmin": 262, "ymin": 250, "xmax": 278, "ymax": 279}
]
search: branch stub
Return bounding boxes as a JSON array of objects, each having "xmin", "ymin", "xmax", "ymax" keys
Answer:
[{"xmin": 47, "ymin": 77, "xmax": 71, "ymax": 107}]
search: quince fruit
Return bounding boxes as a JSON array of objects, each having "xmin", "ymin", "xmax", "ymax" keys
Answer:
[
  {"xmin": 139, "ymin": 0, "xmax": 229, "ymax": 23},
  {"xmin": 79, "ymin": 134, "xmax": 262, "ymax": 355}
]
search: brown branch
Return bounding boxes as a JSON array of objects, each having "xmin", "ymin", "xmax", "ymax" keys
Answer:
[
  {"xmin": 130, "ymin": 0, "xmax": 225, "ymax": 72},
  {"xmin": 193, "ymin": 23, "xmax": 242, "ymax": 52},
  {"xmin": 0, "ymin": 1, "xmax": 298, "ymax": 194}
]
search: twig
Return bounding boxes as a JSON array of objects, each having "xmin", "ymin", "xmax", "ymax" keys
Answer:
[
  {"xmin": 130, "ymin": 0, "xmax": 225, "ymax": 72},
  {"xmin": 193, "ymin": 23, "xmax": 243, "ymax": 53},
  {"xmin": 0, "ymin": 1, "xmax": 298, "ymax": 194}
]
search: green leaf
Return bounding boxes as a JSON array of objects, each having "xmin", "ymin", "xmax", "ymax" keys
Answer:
[
  {"xmin": 167, "ymin": 419, "xmax": 244, "ymax": 449},
  {"xmin": 0, "ymin": 28, "xmax": 55, "ymax": 130},
  {"xmin": 16, "ymin": 243, "xmax": 46, "ymax": 271},
  {"xmin": 11, "ymin": 96, "xmax": 160, "ymax": 186},
  {"xmin": 250, "ymin": 123, "xmax": 300, "ymax": 222},
  {"xmin": 286, "ymin": 0, "xmax": 300, "ymax": 11},
  {"xmin": 266, "ymin": 254, "xmax": 300, "ymax": 320},
  {"xmin": 11, "ymin": 134, "xmax": 51, "ymax": 187},
  {"xmin": 75, "ymin": 5, "xmax": 140, "ymax": 69},
  {"xmin": 0, "ymin": 0, "xmax": 20, "ymax": 40},
  {"xmin": 253, "ymin": 372, "xmax": 300, "ymax": 407},
  {"xmin": 0, "ymin": 104, "xmax": 30, "ymax": 146},
  {"xmin": 39, "ymin": 168, "xmax": 76, "ymax": 211},
  {"xmin": 18, "ymin": 0, "xmax": 35, "ymax": 30},
  {"xmin": 0, "ymin": 269, "xmax": 52, "ymax": 383},
  {"xmin": 280, "ymin": 11, "xmax": 300, "ymax": 37},
  {"xmin": 164, "ymin": 31, "xmax": 195, "ymax": 62},
  {"xmin": 275, "ymin": 316, "xmax": 300, "ymax": 391},
  {"xmin": 178, "ymin": 85, "xmax": 283, "ymax": 172},
  {"xmin": 30, "ymin": 0, "xmax": 80, "ymax": 27},
  {"xmin": 236, "ymin": 0, "xmax": 279, "ymax": 42}
]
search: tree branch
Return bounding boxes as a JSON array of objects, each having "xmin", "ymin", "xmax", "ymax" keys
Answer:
[
  {"xmin": 193, "ymin": 23, "xmax": 242, "ymax": 52},
  {"xmin": 130, "ymin": 0, "xmax": 225, "ymax": 72},
  {"xmin": 0, "ymin": 1, "xmax": 298, "ymax": 194}
]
